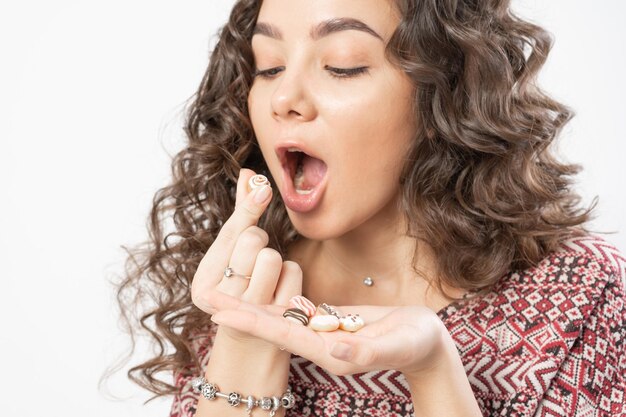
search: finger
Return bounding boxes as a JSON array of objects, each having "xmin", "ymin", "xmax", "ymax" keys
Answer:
[
  {"xmin": 210, "ymin": 308, "xmax": 328, "ymax": 361},
  {"xmin": 205, "ymin": 288, "xmax": 285, "ymax": 316},
  {"xmin": 218, "ymin": 226, "xmax": 268, "ymax": 296},
  {"xmin": 235, "ymin": 168, "xmax": 254, "ymax": 207},
  {"xmin": 243, "ymin": 247, "xmax": 284, "ymax": 304},
  {"xmin": 210, "ymin": 306, "xmax": 364, "ymax": 372},
  {"xmin": 213, "ymin": 180, "xmax": 272, "ymax": 252},
  {"xmin": 273, "ymin": 261, "xmax": 303, "ymax": 306},
  {"xmin": 329, "ymin": 325, "xmax": 423, "ymax": 369},
  {"xmin": 195, "ymin": 170, "xmax": 273, "ymax": 286}
]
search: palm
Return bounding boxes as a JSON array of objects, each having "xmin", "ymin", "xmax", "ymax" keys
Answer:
[{"xmin": 207, "ymin": 289, "xmax": 445, "ymax": 376}]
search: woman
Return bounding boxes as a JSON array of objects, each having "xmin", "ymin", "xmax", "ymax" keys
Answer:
[{"xmin": 116, "ymin": 0, "xmax": 625, "ymax": 416}]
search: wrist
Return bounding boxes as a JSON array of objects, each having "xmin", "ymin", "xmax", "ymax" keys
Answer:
[
  {"xmin": 196, "ymin": 328, "xmax": 291, "ymax": 417},
  {"xmin": 402, "ymin": 328, "xmax": 482, "ymax": 417},
  {"xmin": 205, "ymin": 326, "xmax": 291, "ymax": 393},
  {"xmin": 215, "ymin": 324, "xmax": 290, "ymax": 358}
]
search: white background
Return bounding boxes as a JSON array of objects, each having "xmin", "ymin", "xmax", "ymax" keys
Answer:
[{"xmin": 1, "ymin": 1, "xmax": 624, "ymax": 416}]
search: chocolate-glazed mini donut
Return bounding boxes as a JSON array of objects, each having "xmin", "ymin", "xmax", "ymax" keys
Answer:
[{"xmin": 282, "ymin": 308, "xmax": 309, "ymax": 326}]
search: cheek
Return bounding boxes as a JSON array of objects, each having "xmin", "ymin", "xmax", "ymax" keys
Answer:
[
  {"xmin": 247, "ymin": 89, "xmax": 262, "ymax": 134},
  {"xmin": 329, "ymin": 86, "xmax": 414, "ymax": 177},
  {"xmin": 247, "ymin": 89, "xmax": 274, "ymax": 159},
  {"xmin": 328, "ymin": 97, "xmax": 413, "ymax": 215}
]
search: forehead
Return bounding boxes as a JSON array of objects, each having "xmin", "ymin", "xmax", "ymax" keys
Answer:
[{"xmin": 254, "ymin": 0, "xmax": 400, "ymax": 44}]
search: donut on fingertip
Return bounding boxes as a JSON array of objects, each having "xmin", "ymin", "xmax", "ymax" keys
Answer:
[{"xmin": 248, "ymin": 174, "xmax": 271, "ymax": 192}]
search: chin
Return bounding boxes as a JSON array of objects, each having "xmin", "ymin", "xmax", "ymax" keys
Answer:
[{"xmin": 286, "ymin": 209, "xmax": 356, "ymax": 241}]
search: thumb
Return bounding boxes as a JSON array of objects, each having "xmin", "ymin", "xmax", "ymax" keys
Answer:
[{"xmin": 329, "ymin": 327, "xmax": 421, "ymax": 369}]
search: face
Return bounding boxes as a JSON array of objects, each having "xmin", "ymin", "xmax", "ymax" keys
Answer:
[{"xmin": 248, "ymin": 0, "xmax": 416, "ymax": 240}]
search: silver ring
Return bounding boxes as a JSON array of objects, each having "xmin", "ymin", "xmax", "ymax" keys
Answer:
[{"xmin": 224, "ymin": 267, "xmax": 252, "ymax": 280}]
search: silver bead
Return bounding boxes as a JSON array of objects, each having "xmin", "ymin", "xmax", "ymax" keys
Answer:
[
  {"xmin": 245, "ymin": 395, "xmax": 255, "ymax": 411},
  {"xmin": 227, "ymin": 392, "xmax": 241, "ymax": 407},
  {"xmin": 201, "ymin": 382, "xmax": 218, "ymax": 400},
  {"xmin": 271, "ymin": 396, "xmax": 281, "ymax": 411},
  {"xmin": 191, "ymin": 377, "xmax": 205, "ymax": 392},
  {"xmin": 363, "ymin": 277, "xmax": 374, "ymax": 286},
  {"xmin": 281, "ymin": 391, "xmax": 296, "ymax": 409},
  {"xmin": 259, "ymin": 397, "xmax": 273, "ymax": 410}
]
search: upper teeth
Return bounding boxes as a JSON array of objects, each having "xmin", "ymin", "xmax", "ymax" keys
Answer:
[{"xmin": 287, "ymin": 147, "xmax": 300, "ymax": 152}]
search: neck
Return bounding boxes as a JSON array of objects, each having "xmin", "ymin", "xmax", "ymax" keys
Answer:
[
  {"xmin": 290, "ymin": 196, "xmax": 464, "ymax": 308},
  {"xmin": 307, "ymin": 194, "xmax": 435, "ymax": 291},
  {"xmin": 320, "ymin": 214, "xmax": 415, "ymax": 282}
]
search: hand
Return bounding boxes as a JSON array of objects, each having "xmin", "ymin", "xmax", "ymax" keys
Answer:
[
  {"xmin": 191, "ymin": 168, "xmax": 302, "ymax": 349},
  {"xmin": 206, "ymin": 290, "xmax": 452, "ymax": 378}
]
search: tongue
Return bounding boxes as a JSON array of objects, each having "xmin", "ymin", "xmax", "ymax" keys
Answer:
[{"xmin": 297, "ymin": 154, "xmax": 327, "ymax": 190}]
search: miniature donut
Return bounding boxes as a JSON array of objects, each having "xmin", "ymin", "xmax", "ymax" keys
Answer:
[
  {"xmin": 248, "ymin": 174, "xmax": 271, "ymax": 191},
  {"xmin": 316, "ymin": 302, "xmax": 342, "ymax": 318},
  {"xmin": 309, "ymin": 315, "xmax": 340, "ymax": 332},
  {"xmin": 282, "ymin": 308, "xmax": 309, "ymax": 326},
  {"xmin": 339, "ymin": 314, "xmax": 365, "ymax": 332},
  {"xmin": 288, "ymin": 295, "xmax": 317, "ymax": 318}
]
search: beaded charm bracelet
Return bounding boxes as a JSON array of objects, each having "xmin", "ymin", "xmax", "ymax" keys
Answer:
[{"xmin": 191, "ymin": 376, "xmax": 295, "ymax": 416}]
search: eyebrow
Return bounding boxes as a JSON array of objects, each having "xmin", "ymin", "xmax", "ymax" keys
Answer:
[{"xmin": 252, "ymin": 17, "xmax": 384, "ymax": 42}]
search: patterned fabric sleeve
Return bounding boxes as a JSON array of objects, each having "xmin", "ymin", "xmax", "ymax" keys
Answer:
[
  {"xmin": 449, "ymin": 236, "xmax": 626, "ymax": 417},
  {"xmin": 169, "ymin": 324, "xmax": 216, "ymax": 417},
  {"xmin": 533, "ymin": 266, "xmax": 626, "ymax": 417}
]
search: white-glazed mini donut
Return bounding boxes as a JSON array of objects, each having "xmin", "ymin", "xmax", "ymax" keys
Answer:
[
  {"xmin": 339, "ymin": 314, "xmax": 365, "ymax": 332},
  {"xmin": 309, "ymin": 315, "xmax": 340, "ymax": 332},
  {"xmin": 248, "ymin": 174, "xmax": 271, "ymax": 191},
  {"xmin": 288, "ymin": 295, "xmax": 317, "ymax": 318}
]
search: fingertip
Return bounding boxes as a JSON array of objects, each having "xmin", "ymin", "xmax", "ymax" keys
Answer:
[
  {"xmin": 239, "ymin": 168, "xmax": 256, "ymax": 178},
  {"xmin": 235, "ymin": 169, "xmax": 256, "ymax": 205},
  {"xmin": 210, "ymin": 314, "xmax": 223, "ymax": 325},
  {"xmin": 274, "ymin": 261, "xmax": 304, "ymax": 305},
  {"xmin": 251, "ymin": 184, "xmax": 272, "ymax": 205}
]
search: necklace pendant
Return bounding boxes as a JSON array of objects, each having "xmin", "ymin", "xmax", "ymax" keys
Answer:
[{"xmin": 363, "ymin": 277, "xmax": 374, "ymax": 287}]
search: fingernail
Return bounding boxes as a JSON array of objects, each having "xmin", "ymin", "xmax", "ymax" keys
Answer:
[
  {"xmin": 210, "ymin": 314, "xmax": 222, "ymax": 324},
  {"xmin": 330, "ymin": 342, "xmax": 353, "ymax": 360},
  {"xmin": 253, "ymin": 185, "xmax": 271, "ymax": 204}
]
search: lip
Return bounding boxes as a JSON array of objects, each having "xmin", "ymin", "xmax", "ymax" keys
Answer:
[
  {"xmin": 274, "ymin": 141, "xmax": 325, "ymax": 168},
  {"xmin": 274, "ymin": 141, "xmax": 328, "ymax": 213}
]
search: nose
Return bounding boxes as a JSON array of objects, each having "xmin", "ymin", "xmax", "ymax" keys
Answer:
[{"xmin": 270, "ymin": 67, "xmax": 316, "ymax": 122}]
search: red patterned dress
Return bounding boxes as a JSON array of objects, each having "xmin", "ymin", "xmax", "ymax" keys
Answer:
[{"xmin": 170, "ymin": 234, "xmax": 626, "ymax": 416}]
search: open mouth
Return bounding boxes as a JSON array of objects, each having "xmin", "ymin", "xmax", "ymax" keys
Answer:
[{"xmin": 283, "ymin": 148, "xmax": 328, "ymax": 195}]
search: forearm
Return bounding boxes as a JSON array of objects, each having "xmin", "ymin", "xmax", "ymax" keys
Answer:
[
  {"xmin": 404, "ymin": 333, "xmax": 482, "ymax": 417},
  {"xmin": 195, "ymin": 328, "xmax": 291, "ymax": 417}
]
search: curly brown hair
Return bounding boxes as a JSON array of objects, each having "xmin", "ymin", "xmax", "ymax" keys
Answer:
[{"xmin": 107, "ymin": 0, "xmax": 597, "ymax": 400}]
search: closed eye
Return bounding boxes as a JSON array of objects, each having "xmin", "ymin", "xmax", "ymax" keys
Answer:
[
  {"xmin": 253, "ymin": 66, "xmax": 369, "ymax": 80},
  {"xmin": 326, "ymin": 66, "xmax": 370, "ymax": 79}
]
